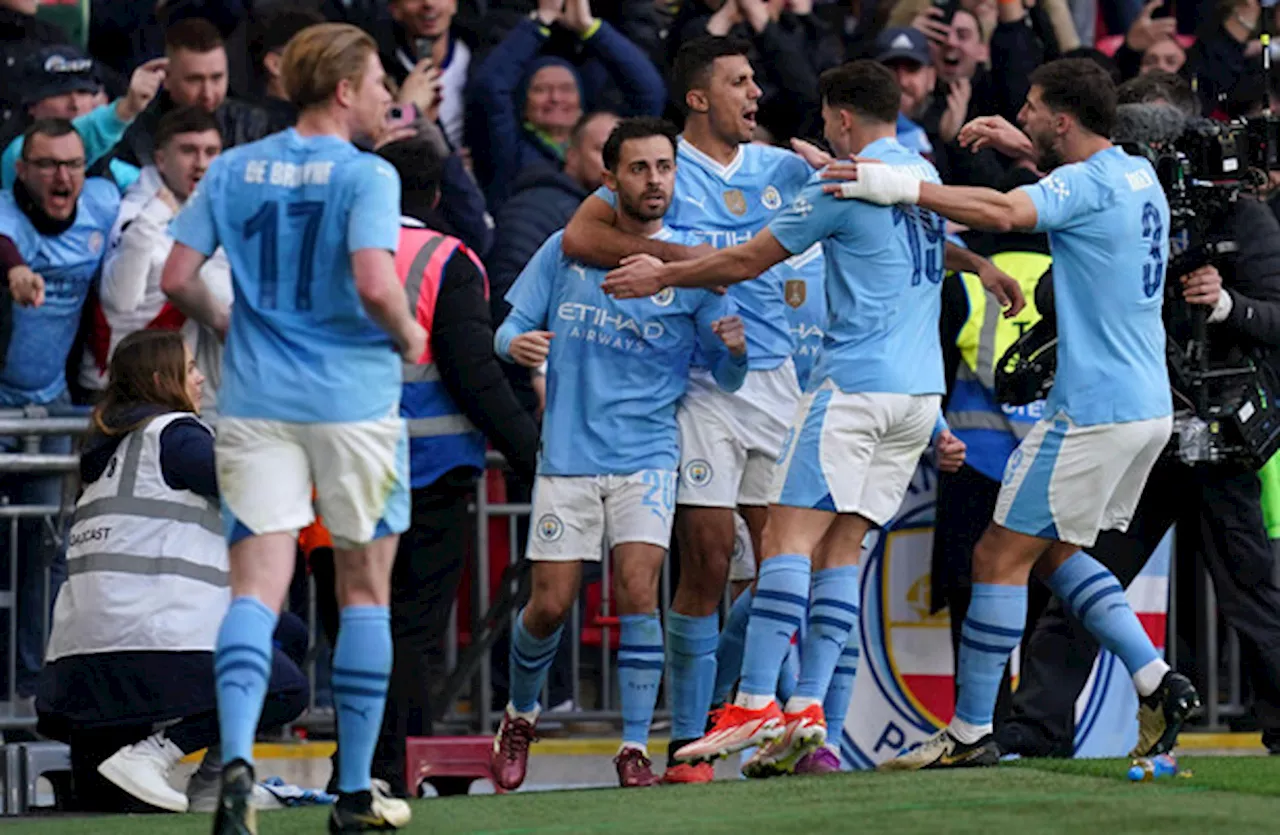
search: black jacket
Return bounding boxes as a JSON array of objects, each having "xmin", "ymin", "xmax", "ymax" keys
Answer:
[
  {"xmin": 0, "ymin": 8, "xmax": 72, "ymax": 124},
  {"xmin": 96, "ymin": 92, "xmax": 272, "ymax": 175},
  {"xmin": 487, "ymin": 164, "xmax": 587, "ymax": 418},
  {"xmin": 430, "ymin": 246, "xmax": 540, "ymax": 486}
]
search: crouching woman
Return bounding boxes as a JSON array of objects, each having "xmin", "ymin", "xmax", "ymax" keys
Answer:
[{"xmin": 36, "ymin": 330, "xmax": 309, "ymax": 813}]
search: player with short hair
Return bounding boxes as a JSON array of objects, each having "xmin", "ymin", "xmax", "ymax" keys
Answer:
[
  {"xmin": 827, "ymin": 57, "xmax": 1201, "ymax": 769},
  {"xmin": 602, "ymin": 60, "xmax": 1009, "ymax": 774},
  {"xmin": 490, "ymin": 116, "xmax": 747, "ymax": 790},
  {"xmin": 562, "ymin": 36, "xmax": 816, "ymax": 782},
  {"xmin": 161, "ymin": 22, "xmax": 422, "ymax": 834}
]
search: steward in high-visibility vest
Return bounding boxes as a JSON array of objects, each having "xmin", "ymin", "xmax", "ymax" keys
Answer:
[{"xmin": 945, "ymin": 250, "xmax": 1052, "ymax": 482}]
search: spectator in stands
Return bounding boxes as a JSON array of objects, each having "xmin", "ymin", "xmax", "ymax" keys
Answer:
[
  {"xmin": 1186, "ymin": 0, "xmax": 1266, "ymax": 119},
  {"xmin": 381, "ymin": 0, "xmax": 473, "ymax": 151},
  {"xmin": 488, "ymin": 110, "xmax": 619, "ymax": 416},
  {"xmin": 1108, "ymin": 1, "xmax": 1187, "ymax": 79},
  {"xmin": 874, "ymin": 27, "xmax": 938, "ymax": 155},
  {"xmin": 2, "ymin": 48, "xmax": 167, "ymax": 189},
  {"xmin": 0, "ymin": 0, "xmax": 76, "ymax": 125},
  {"xmin": 0, "ymin": 118, "xmax": 120, "ymax": 702},
  {"xmin": 93, "ymin": 17, "xmax": 270, "ymax": 188},
  {"xmin": 78, "ymin": 107, "xmax": 231, "ymax": 416},
  {"xmin": 37, "ymin": 329, "xmax": 309, "ymax": 814},
  {"xmin": 667, "ymin": 0, "xmax": 844, "ymax": 141},
  {"xmin": 467, "ymin": 0, "xmax": 665, "ymax": 208},
  {"xmin": 247, "ymin": 4, "xmax": 325, "ymax": 133},
  {"xmin": 309, "ymin": 135, "xmax": 539, "ymax": 797}
]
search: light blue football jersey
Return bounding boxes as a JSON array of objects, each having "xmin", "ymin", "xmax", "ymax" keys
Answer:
[
  {"xmin": 594, "ymin": 138, "xmax": 815, "ymax": 371},
  {"xmin": 1020, "ymin": 147, "xmax": 1172, "ymax": 425},
  {"xmin": 504, "ymin": 229, "xmax": 743, "ymax": 477},
  {"xmin": 0, "ymin": 179, "xmax": 119, "ymax": 406},
  {"xmin": 770, "ymin": 137, "xmax": 946, "ymax": 396},
  {"xmin": 778, "ymin": 242, "xmax": 826, "ymax": 391},
  {"xmin": 170, "ymin": 129, "xmax": 403, "ymax": 423}
]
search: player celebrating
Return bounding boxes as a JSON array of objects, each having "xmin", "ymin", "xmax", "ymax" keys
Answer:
[
  {"xmin": 160, "ymin": 23, "xmax": 422, "ymax": 833},
  {"xmin": 490, "ymin": 117, "xmax": 747, "ymax": 790},
  {"xmin": 602, "ymin": 61, "xmax": 1010, "ymax": 774},
  {"xmin": 826, "ymin": 57, "xmax": 1200, "ymax": 769},
  {"xmin": 562, "ymin": 36, "xmax": 815, "ymax": 781}
]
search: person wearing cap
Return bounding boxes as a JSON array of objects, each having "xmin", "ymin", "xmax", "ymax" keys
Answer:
[
  {"xmin": 467, "ymin": 0, "xmax": 665, "ymax": 209},
  {"xmin": 873, "ymin": 26, "xmax": 938, "ymax": 156},
  {"xmin": 1, "ymin": 46, "xmax": 168, "ymax": 191}
]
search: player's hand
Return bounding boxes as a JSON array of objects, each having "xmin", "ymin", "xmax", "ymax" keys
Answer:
[
  {"xmin": 712, "ymin": 315, "xmax": 747, "ymax": 357},
  {"xmin": 602, "ymin": 253, "xmax": 667, "ymax": 299},
  {"xmin": 957, "ymin": 115, "xmax": 1035, "ymax": 160},
  {"xmin": 1126, "ymin": 0, "xmax": 1178, "ymax": 54},
  {"xmin": 790, "ymin": 137, "xmax": 833, "ymax": 170},
  {"xmin": 1181, "ymin": 265, "xmax": 1222, "ymax": 308},
  {"xmin": 535, "ymin": 0, "xmax": 565, "ymax": 26},
  {"xmin": 510, "ymin": 330, "xmax": 554, "ymax": 368},
  {"xmin": 119, "ymin": 57, "xmax": 167, "ymax": 121},
  {"xmin": 938, "ymin": 77, "xmax": 972, "ymax": 144},
  {"xmin": 399, "ymin": 321, "xmax": 428, "ymax": 363},
  {"xmin": 155, "ymin": 183, "xmax": 180, "ymax": 213},
  {"xmin": 706, "ymin": 0, "xmax": 743, "ymax": 35},
  {"xmin": 978, "ymin": 261, "xmax": 1026, "ymax": 317},
  {"xmin": 936, "ymin": 429, "xmax": 966, "ymax": 473},
  {"xmin": 374, "ymin": 124, "xmax": 418, "ymax": 151},
  {"xmin": 7, "ymin": 265, "xmax": 45, "ymax": 307},
  {"xmin": 820, "ymin": 160, "xmax": 921, "ymax": 206}
]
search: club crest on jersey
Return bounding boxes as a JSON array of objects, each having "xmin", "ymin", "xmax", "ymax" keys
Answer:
[
  {"xmin": 536, "ymin": 514, "xmax": 564, "ymax": 542},
  {"xmin": 785, "ymin": 279, "xmax": 806, "ymax": 309},
  {"xmin": 651, "ymin": 287, "xmax": 676, "ymax": 307},
  {"xmin": 762, "ymin": 185, "xmax": 782, "ymax": 210},
  {"xmin": 88, "ymin": 231, "xmax": 104, "ymax": 254},
  {"xmin": 684, "ymin": 459, "xmax": 713, "ymax": 487},
  {"xmin": 723, "ymin": 189, "xmax": 748, "ymax": 216}
]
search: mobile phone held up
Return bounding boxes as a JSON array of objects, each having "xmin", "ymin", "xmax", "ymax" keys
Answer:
[
  {"xmin": 932, "ymin": 0, "xmax": 960, "ymax": 25},
  {"xmin": 415, "ymin": 35, "xmax": 439, "ymax": 61}
]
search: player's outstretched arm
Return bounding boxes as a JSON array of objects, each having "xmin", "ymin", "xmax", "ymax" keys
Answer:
[
  {"xmin": 819, "ymin": 162, "xmax": 1040, "ymax": 233},
  {"xmin": 562, "ymin": 195, "xmax": 703, "ymax": 269},
  {"xmin": 601, "ymin": 231, "xmax": 790, "ymax": 299},
  {"xmin": 944, "ymin": 243, "xmax": 1026, "ymax": 316},
  {"xmin": 161, "ymin": 242, "xmax": 230, "ymax": 339},
  {"xmin": 352, "ymin": 248, "xmax": 427, "ymax": 362}
]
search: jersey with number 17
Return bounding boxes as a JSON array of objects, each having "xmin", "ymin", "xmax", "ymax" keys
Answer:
[{"xmin": 170, "ymin": 128, "xmax": 404, "ymax": 424}]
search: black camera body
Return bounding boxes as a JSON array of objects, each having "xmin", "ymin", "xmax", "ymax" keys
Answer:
[{"xmin": 995, "ymin": 114, "xmax": 1280, "ymax": 468}]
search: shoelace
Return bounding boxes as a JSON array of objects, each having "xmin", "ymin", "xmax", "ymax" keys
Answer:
[{"xmin": 499, "ymin": 718, "xmax": 536, "ymax": 760}]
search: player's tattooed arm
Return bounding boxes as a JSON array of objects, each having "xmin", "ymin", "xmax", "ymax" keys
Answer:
[
  {"xmin": 602, "ymin": 231, "xmax": 790, "ymax": 299},
  {"xmin": 562, "ymin": 195, "xmax": 706, "ymax": 268}
]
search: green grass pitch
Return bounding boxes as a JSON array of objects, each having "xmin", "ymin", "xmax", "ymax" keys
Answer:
[{"xmin": 8, "ymin": 756, "xmax": 1280, "ymax": 834}]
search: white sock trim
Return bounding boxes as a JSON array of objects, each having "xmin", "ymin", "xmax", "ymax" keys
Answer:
[
  {"xmin": 618, "ymin": 742, "xmax": 648, "ymax": 757},
  {"xmin": 1133, "ymin": 659, "xmax": 1171, "ymax": 698},
  {"xmin": 783, "ymin": 696, "xmax": 821, "ymax": 714},
  {"xmin": 507, "ymin": 703, "xmax": 541, "ymax": 724},
  {"xmin": 736, "ymin": 692, "xmax": 776, "ymax": 711},
  {"xmin": 949, "ymin": 717, "xmax": 993, "ymax": 745}
]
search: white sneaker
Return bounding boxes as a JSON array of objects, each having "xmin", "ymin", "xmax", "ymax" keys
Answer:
[
  {"xmin": 96, "ymin": 732, "xmax": 189, "ymax": 812},
  {"xmin": 371, "ymin": 779, "xmax": 412, "ymax": 828}
]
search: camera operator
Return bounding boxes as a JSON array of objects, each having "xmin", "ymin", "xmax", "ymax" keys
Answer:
[{"xmin": 997, "ymin": 75, "xmax": 1280, "ymax": 758}]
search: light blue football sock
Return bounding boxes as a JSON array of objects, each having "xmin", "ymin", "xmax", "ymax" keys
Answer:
[
  {"xmin": 1047, "ymin": 552, "xmax": 1160, "ymax": 675},
  {"xmin": 667, "ymin": 611, "xmax": 719, "ymax": 741},
  {"xmin": 794, "ymin": 565, "xmax": 860, "ymax": 702},
  {"xmin": 712, "ymin": 589, "xmax": 752, "ymax": 705},
  {"xmin": 618, "ymin": 612, "xmax": 664, "ymax": 748},
  {"xmin": 332, "ymin": 606, "xmax": 392, "ymax": 793},
  {"xmin": 740, "ymin": 554, "xmax": 811, "ymax": 699},
  {"xmin": 214, "ymin": 596, "xmax": 277, "ymax": 767},
  {"xmin": 509, "ymin": 609, "xmax": 564, "ymax": 714},
  {"xmin": 954, "ymin": 584, "xmax": 1027, "ymax": 727}
]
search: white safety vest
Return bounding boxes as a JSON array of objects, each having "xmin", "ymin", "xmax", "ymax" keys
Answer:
[{"xmin": 46, "ymin": 413, "xmax": 230, "ymax": 661}]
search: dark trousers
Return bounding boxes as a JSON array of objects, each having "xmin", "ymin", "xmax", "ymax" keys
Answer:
[
  {"xmin": 68, "ymin": 615, "xmax": 310, "ymax": 813},
  {"xmin": 999, "ymin": 456, "xmax": 1280, "ymax": 755},
  {"xmin": 933, "ymin": 465, "xmax": 1050, "ymax": 728},
  {"xmin": 313, "ymin": 482, "xmax": 473, "ymax": 796}
]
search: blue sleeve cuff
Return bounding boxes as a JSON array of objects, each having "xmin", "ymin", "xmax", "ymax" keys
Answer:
[
  {"xmin": 713, "ymin": 351, "xmax": 749, "ymax": 392},
  {"xmin": 932, "ymin": 412, "xmax": 949, "ymax": 442},
  {"xmin": 495, "ymin": 318, "xmax": 523, "ymax": 362}
]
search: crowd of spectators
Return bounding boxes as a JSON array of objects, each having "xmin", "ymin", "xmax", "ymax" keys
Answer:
[{"xmin": 4, "ymin": 0, "xmax": 1280, "ymax": 800}]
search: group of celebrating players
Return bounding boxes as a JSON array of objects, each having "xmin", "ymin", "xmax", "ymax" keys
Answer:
[{"xmin": 148, "ymin": 18, "xmax": 1203, "ymax": 835}]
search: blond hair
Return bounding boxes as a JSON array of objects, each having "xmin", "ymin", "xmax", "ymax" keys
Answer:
[{"xmin": 281, "ymin": 22, "xmax": 377, "ymax": 111}]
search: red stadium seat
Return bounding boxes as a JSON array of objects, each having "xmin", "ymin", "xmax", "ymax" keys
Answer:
[{"xmin": 405, "ymin": 736, "xmax": 504, "ymax": 796}]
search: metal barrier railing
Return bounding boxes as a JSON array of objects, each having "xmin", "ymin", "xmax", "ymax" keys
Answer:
[{"xmin": 0, "ymin": 410, "xmax": 1253, "ymax": 737}]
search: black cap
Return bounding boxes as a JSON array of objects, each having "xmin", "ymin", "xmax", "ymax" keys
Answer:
[
  {"xmin": 21, "ymin": 45, "xmax": 100, "ymax": 107},
  {"xmin": 875, "ymin": 27, "xmax": 932, "ymax": 67}
]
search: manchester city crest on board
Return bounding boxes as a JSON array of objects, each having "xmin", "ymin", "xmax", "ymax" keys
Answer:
[
  {"xmin": 762, "ymin": 185, "xmax": 782, "ymax": 210},
  {"xmin": 723, "ymin": 189, "xmax": 747, "ymax": 216},
  {"xmin": 785, "ymin": 279, "xmax": 806, "ymax": 309}
]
